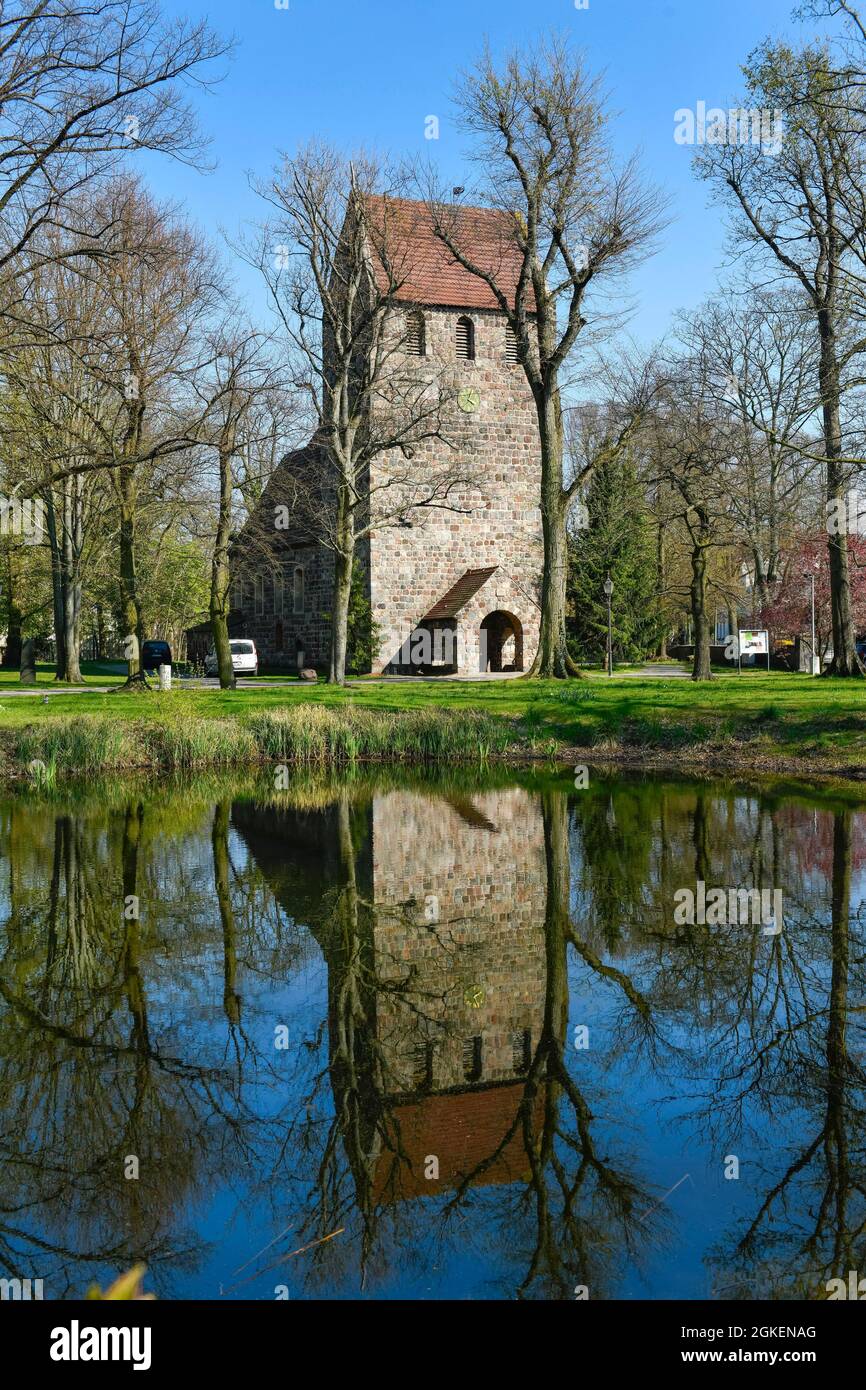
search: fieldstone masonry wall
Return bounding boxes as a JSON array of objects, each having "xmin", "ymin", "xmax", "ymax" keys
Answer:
[
  {"xmin": 232, "ymin": 541, "xmax": 334, "ymax": 670},
  {"xmin": 370, "ymin": 788, "xmax": 547, "ymax": 1096},
  {"xmin": 369, "ymin": 305, "xmax": 543, "ymax": 673}
]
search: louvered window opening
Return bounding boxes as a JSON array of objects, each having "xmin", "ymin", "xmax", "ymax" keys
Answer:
[
  {"xmin": 405, "ymin": 311, "xmax": 425, "ymax": 356},
  {"xmin": 511, "ymin": 1028, "xmax": 531, "ymax": 1075},
  {"xmin": 412, "ymin": 1040, "xmax": 434, "ymax": 1091},
  {"xmin": 462, "ymin": 1035, "xmax": 483, "ymax": 1083},
  {"xmin": 456, "ymin": 316, "xmax": 475, "ymax": 360}
]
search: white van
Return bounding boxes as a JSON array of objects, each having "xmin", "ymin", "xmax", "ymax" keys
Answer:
[{"xmin": 204, "ymin": 639, "xmax": 258, "ymax": 678}]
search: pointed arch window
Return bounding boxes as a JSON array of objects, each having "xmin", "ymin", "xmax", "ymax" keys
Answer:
[
  {"xmin": 462, "ymin": 1035, "xmax": 483, "ymax": 1083},
  {"xmin": 511, "ymin": 1028, "xmax": 531, "ymax": 1075},
  {"xmin": 412, "ymin": 1041, "xmax": 434, "ymax": 1091},
  {"xmin": 505, "ymin": 323, "xmax": 520, "ymax": 363},
  {"xmin": 405, "ymin": 309, "xmax": 426, "ymax": 356},
  {"xmin": 293, "ymin": 565, "xmax": 304, "ymax": 616},
  {"xmin": 455, "ymin": 315, "xmax": 475, "ymax": 360},
  {"xmin": 254, "ymin": 574, "xmax": 264, "ymax": 617}
]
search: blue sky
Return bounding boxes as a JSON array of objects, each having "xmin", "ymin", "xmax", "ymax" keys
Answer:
[{"xmin": 147, "ymin": 0, "xmax": 828, "ymax": 345}]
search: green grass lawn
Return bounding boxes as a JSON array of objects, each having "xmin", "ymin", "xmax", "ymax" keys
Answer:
[
  {"xmin": 0, "ymin": 660, "xmax": 127, "ymax": 687},
  {"xmin": 3, "ymin": 667, "xmax": 866, "ymax": 771}
]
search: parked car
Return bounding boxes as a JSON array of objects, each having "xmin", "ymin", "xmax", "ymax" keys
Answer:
[
  {"xmin": 141, "ymin": 639, "xmax": 172, "ymax": 672},
  {"xmin": 204, "ymin": 639, "xmax": 258, "ymax": 678},
  {"xmin": 856, "ymin": 637, "xmax": 866, "ymax": 663}
]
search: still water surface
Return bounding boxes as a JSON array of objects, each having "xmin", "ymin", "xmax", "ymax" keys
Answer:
[{"xmin": 0, "ymin": 767, "xmax": 863, "ymax": 1300}]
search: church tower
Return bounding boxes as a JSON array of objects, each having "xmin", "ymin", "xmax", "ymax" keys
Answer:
[
  {"xmin": 231, "ymin": 198, "xmax": 543, "ymax": 676},
  {"xmin": 364, "ymin": 197, "xmax": 543, "ymax": 675}
]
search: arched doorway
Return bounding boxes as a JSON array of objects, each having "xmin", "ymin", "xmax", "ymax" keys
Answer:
[{"xmin": 480, "ymin": 611, "xmax": 523, "ymax": 672}]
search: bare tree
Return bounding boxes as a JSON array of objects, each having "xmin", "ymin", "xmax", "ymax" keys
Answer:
[
  {"xmin": 796, "ymin": 1, "xmax": 866, "ymax": 121},
  {"xmin": 1, "ymin": 240, "xmax": 117, "ymax": 680},
  {"xmin": 643, "ymin": 365, "xmax": 740, "ymax": 681},
  {"xmin": 0, "ymin": 0, "xmax": 229, "ymax": 304},
  {"xmin": 193, "ymin": 325, "xmax": 291, "ymax": 689},
  {"xmin": 59, "ymin": 179, "xmax": 226, "ymax": 684},
  {"xmin": 695, "ymin": 34, "xmax": 866, "ymax": 674},
  {"xmin": 420, "ymin": 35, "xmax": 667, "ymax": 677},
  {"xmin": 676, "ymin": 288, "xmax": 822, "ymax": 615}
]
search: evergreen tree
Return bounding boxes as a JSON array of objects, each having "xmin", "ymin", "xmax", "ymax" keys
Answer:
[
  {"xmin": 568, "ymin": 450, "xmax": 663, "ymax": 664},
  {"xmin": 346, "ymin": 561, "xmax": 382, "ymax": 675}
]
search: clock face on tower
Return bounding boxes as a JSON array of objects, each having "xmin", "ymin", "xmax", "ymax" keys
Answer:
[{"xmin": 458, "ymin": 387, "xmax": 480, "ymax": 413}]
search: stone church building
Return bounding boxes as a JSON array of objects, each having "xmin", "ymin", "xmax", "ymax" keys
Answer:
[{"xmin": 230, "ymin": 197, "xmax": 543, "ymax": 675}]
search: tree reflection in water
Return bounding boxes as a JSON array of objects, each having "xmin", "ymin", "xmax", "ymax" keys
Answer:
[{"xmin": 0, "ymin": 769, "xmax": 863, "ymax": 1300}]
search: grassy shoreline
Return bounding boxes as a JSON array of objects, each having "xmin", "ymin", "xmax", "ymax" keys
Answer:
[
  {"xmin": 7, "ymin": 705, "xmax": 514, "ymax": 783},
  {"xmin": 3, "ymin": 669, "xmax": 866, "ymax": 784}
]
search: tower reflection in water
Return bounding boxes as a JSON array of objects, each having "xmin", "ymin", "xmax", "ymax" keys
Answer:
[{"xmin": 0, "ymin": 773, "xmax": 863, "ymax": 1300}]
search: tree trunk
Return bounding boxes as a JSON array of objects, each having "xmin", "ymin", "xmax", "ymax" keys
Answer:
[
  {"xmin": 44, "ymin": 492, "xmax": 68, "ymax": 679},
  {"xmin": 121, "ymin": 802, "xmax": 150, "ymax": 1052},
  {"xmin": 539, "ymin": 788, "xmax": 571, "ymax": 1171},
  {"xmin": 820, "ymin": 319, "xmax": 861, "ymax": 676},
  {"xmin": 529, "ymin": 391, "xmax": 578, "ymax": 678},
  {"xmin": 329, "ymin": 548, "xmax": 353, "ymax": 685},
  {"xmin": 116, "ymin": 384, "xmax": 146, "ymax": 687},
  {"xmin": 656, "ymin": 510, "xmax": 668, "ymax": 659},
  {"xmin": 62, "ymin": 575, "xmax": 83, "ymax": 683},
  {"xmin": 825, "ymin": 808, "xmax": 851, "ymax": 1218},
  {"xmin": 2, "ymin": 547, "xmax": 22, "ymax": 668},
  {"xmin": 329, "ymin": 490, "xmax": 354, "ymax": 685},
  {"xmin": 533, "ymin": 504, "xmax": 572, "ymax": 677},
  {"xmin": 118, "ymin": 470, "xmax": 142, "ymax": 673},
  {"xmin": 95, "ymin": 604, "xmax": 106, "ymax": 660},
  {"xmin": 692, "ymin": 791, "xmax": 711, "ymax": 883},
  {"xmin": 212, "ymin": 800, "xmax": 241, "ymax": 1026},
  {"xmin": 690, "ymin": 527, "xmax": 712, "ymax": 682},
  {"xmin": 60, "ymin": 474, "xmax": 83, "ymax": 683},
  {"xmin": 752, "ymin": 548, "xmax": 769, "ymax": 621},
  {"xmin": 211, "ymin": 439, "xmax": 236, "ymax": 689}
]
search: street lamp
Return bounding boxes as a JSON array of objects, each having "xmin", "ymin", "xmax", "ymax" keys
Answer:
[
  {"xmin": 603, "ymin": 574, "xmax": 614, "ymax": 676},
  {"xmin": 804, "ymin": 569, "xmax": 819, "ymax": 675}
]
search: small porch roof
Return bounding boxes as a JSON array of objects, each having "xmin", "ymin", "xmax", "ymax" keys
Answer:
[{"xmin": 421, "ymin": 566, "xmax": 498, "ymax": 622}]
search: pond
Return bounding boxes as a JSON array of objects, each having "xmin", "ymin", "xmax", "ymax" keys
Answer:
[{"xmin": 0, "ymin": 765, "xmax": 863, "ymax": 1301}]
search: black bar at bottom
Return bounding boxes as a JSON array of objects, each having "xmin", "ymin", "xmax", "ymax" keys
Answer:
[{"xmin": 5, "ymin": 1296, "xmax": 858, "ymax": 1377}]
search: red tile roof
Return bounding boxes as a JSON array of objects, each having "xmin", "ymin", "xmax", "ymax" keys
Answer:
[
  {"xmin": 371, "ymin": 1081, "xmax": 546, "ymax": 1203},
  {"xmin": 364, "ymin": 196, "xmax": 533, "ymax": 312}
]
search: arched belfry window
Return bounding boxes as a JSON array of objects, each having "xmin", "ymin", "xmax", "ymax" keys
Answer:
[
  {"xmin": 455, "ymin": 315, "xmax": 475, "ymax": 360},
  {"xmin": 463, "ymin": 1035, "xmax": 483, "ymax": 1083},
  {"xmin": 505, "ymin": 324, "xmax": 520, "ymax": 363},
  {"xmin": 405, "ymin": 309, "xmax": 426, "ymax": 356},
  {"xmin": 293, "ymin": 565, "xmax": 304, "ymax": 616}
]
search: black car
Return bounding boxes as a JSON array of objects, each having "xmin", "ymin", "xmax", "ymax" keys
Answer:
[{"xmin": 141, "ymin": 639, "xmax": 172, "ymax": 672}]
